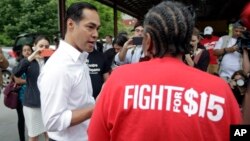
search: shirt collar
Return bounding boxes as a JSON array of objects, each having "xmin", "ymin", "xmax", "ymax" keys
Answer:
[{"xmin": 58, "ymin": 40, "xmax": 89, "ymax": 63}]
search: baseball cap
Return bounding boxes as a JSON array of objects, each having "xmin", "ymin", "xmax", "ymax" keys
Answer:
[{"xmin": 203, "ymin": 26, "xmax": 213, "ymax": 35}]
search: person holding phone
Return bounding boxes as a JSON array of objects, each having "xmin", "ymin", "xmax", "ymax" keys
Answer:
[
  {"xmin": 12, "ymin": 35, "xmax": 50, "ymax": 141},
  {"xmin": 114, "ymin": 21, "xmax": 144, "ymax": 65}
]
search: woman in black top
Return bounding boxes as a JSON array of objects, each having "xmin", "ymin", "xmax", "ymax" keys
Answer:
[{"xmin": 12, "ymin": 35, "xmax": 50, "ymax": 141}]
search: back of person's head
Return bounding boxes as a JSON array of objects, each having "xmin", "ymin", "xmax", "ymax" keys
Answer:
[
  {"xmin": 113, "ymin": 34, "xmax": 128, "ymax": 47},
  {"xmin": 65, "ymin": 2, "xmax": 97, "ymax": 32},
  {"xmin": 118, "ymin": 31, "xmax": 128, "ymax": 37},
  {"xmin": 143, "ymin": 1, "xmax": 195, "ymax": 57}
]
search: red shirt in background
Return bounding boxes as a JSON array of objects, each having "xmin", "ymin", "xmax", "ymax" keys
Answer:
[
  {"xmin": 200, "ymin": 36, "xmax": 219, "ymax": 64},
  {"xmin": 88, "ymin": 57, "xmax": 242, "ymax": 141}
]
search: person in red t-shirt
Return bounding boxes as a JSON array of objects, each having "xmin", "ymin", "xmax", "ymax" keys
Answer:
[
  {"xmin": 88, "ymin": 1, "xmax": 242, "ymax": 141},
  {"xmin": 200, "ymin": 26, "xmax": 219, "ymax": 74}
]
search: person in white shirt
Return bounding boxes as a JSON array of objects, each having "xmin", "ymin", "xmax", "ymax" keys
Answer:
[
  {"xmin": 102, "ymin": 35, "xmax": 113, "ymax": 52},
  {"xmin": 213, "ymin": 22, "xmax": 245, "ymax": 80},
  {"xmin": 37, "ymin": 2, "xmax": 99, "ymax": 141},
  {"xmin": 114, "ymin": 21, "xmax": 144, "ymax": 65}
]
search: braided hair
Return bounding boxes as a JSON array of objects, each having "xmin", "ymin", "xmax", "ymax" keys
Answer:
[{"xmin": 143, "ymin": 1, "xmax": 195, "ymax": 57}]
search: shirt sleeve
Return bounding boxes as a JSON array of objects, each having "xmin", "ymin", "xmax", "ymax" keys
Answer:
[
  {"xmin": 114, "ymin": 49, "xmax": 133, "ymax": 65},
  {"xmin": 214, "ymin": 37, "xmax": 223, "ymax": 50},
  {"xmin": 38, "ymin": 68, "xmax": 72, "ymax": 132},
  {"xmin": 12, "ymin": 58, "xmax": 30, "ymax": 77},
  {"xmin": 114, "ymin": 53, "xmax": 125, "ymax": 65}
]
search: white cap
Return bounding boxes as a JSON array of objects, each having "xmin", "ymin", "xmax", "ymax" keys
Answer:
[{"xmin": 204, "ymin": 26, "xmax": 213, "ymax": 35}]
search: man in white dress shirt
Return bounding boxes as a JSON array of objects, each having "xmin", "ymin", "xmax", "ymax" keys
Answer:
[{"xmin": 37, "ymin": 2, "xmax": 100, "ymax": 141}]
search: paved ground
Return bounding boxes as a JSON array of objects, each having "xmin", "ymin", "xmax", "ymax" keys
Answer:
[{"xmin": 0, "ymin": 92, "xmax": 45, "ymax": 141}]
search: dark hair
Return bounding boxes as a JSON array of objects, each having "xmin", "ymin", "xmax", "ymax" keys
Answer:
[
  {"xmin": 143, "ymin": 1, "xmax": 195, "ymax": 57},
  {"xmin": 113, "ymin": 34, "xmax": 128, "ymax": 47},
  {"xmin": 106, "ymin": 35, "xmax": 113, "ymax": 39},
  {"xmin": 231, "ymin": 70, "xmax": 248, "ymax": 80},
  {"xmin": 233, "ymin": 21, "xmax": 245, "ymax": 29},
  {"xmin": 34, "ymin": 35, "xmax": 50, "ymax": 45},
  {"xmin": 118, "ymin": 31, "xmax": 128, "ymax": 37},
  {"xmin": 132, "ymin": 20, "xmax": 143, "ymax": 32},
  {"xmin": 16, "ymin": 44, "xmax": 33, "ymax": 62},
  {"xmin": 65, "ymin": 2, "xmax": 97, "ymax": 31}
]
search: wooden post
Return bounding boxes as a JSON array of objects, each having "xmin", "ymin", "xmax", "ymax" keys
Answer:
[
  {"xmin": 113, "ymin": 0, "xmax": 118, "ymax": 38},
  {"xmin": 59, "ymin": 0, "xmax": 66, "ymax": 39}
]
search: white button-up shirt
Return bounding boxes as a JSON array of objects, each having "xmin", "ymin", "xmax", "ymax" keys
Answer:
[
  {"xmin": 38, "ymin": 40, "xmax": 95, "ymax": 141},
  {"xmin": 114, "ymin": 45, "xmax": 143, "ymax": 65}
]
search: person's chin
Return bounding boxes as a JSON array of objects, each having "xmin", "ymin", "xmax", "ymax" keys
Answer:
[{"xmin": 86, "ymin": 46, "xmax": 94, "ymax": 52}]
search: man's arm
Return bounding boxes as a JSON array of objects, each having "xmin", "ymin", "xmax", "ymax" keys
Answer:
[
  {"xmin": 70, "ymin": 107, "xmax": 94, "ymax": 126},
  {"xmin": 242, "ymin": 49, "xmax": 250, "ymax": 74},
  {"xmin": 214, "ymin": 45, "xmax": 238, "ymax": 56},
  {"xmin": 13, "ymin": 76, "xmax": 26, "ymax": 85},
  {"xmin": 242, "ymin": 81, "xmax": 250, "ymax": 124},
  {"xmin": 38, "ymin": 69, "xmax": 94, "ymax": 131},
  {"xmin": 213, "ymin": 36, "xmax": 238, "ymax": 56},
  {"xmin": 117, "ymin": 39, "xmax": 135, "ymax": 62}
]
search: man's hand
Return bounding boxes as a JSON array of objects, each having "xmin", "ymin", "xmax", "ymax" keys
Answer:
[
  {"xmin": 225, "ymin": 45, "xmax": 239, "ymax": 53},
  {"xmin": 123, "ymin": 38, "xmax": 136, "ymax": 50},
  {"xmin": 27, "ymin": 48, "xmax": 45, "ymax": 61}
]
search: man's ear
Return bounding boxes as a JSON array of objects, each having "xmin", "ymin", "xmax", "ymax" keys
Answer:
[{"xmin": 67, "ymin": 19, "xmax": 75, "ymax": 31}]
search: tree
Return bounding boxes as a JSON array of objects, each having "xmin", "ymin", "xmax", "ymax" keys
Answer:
[
  {"xmin": 0, "ymin": 0, "xmax": 58, "ymax": 46},
  {"xmin": 0, "ymin": 0, "xmax": 131, "ymax": 46}
]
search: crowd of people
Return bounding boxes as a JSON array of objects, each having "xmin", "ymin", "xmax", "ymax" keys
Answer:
[{"xmin": 1, "ymin": 1, "xmax": 250, "ymax": 141}]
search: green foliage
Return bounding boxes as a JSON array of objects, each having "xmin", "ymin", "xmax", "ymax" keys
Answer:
[
  {"xmin": 0, "ymin": 0, "xmax": 58, "ymax": 46},
  {"xmin": 0, "ymin": 0, "xmax": 130, "ymax": 45}
]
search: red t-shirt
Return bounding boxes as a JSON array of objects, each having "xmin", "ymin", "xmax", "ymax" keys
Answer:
[
  {"xmin": 200, "ymin": 36, "xmax": 219, "ymax": 64},
  {"xmin": 88, "ymin": 57, "xmax": 242, "ymax": 141}
]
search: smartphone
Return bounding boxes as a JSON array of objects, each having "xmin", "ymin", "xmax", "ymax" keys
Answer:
[
  {"xmin": 40, "ymin": 49, "xmax": 54, "ymax": 57},
  {"xmin": 132, "ymin": 37, "xmax": 143, "ymax": 45}
]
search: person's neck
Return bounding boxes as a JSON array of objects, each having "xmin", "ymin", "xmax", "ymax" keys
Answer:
[
  {"xmin": 193, "ymin": 46, "xmax": 198, "ymax": 52},
  {"xmin": 64, "ymin": 35, "xmax": 83, "ymax": 52}
]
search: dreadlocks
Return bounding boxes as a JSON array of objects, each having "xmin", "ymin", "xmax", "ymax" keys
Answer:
[{"xmin": 143, "ymin": 1, "xmax": 195, "ymax": 57}]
